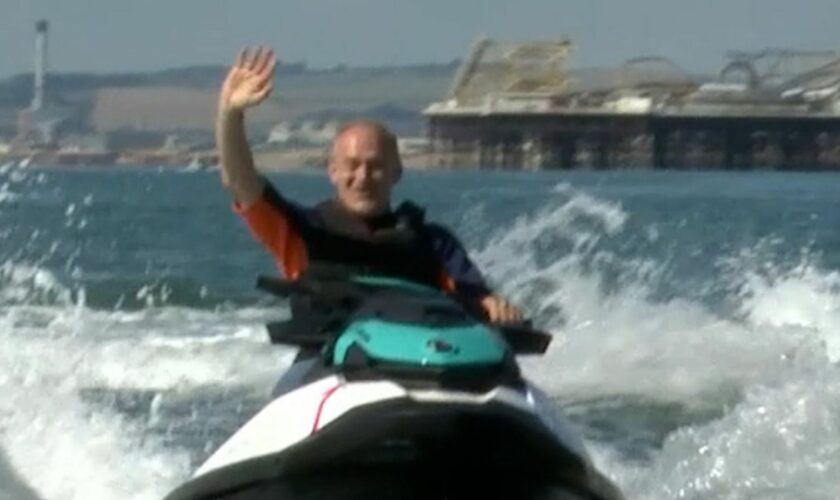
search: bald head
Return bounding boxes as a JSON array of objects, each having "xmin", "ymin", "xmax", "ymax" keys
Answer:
[
  {"xmin": 327, "ymin": 120, "xmax": 403, "ymax": 217},
  {"xmin": 330, "ymin": 120, "xmax": 403, "ymax": 175}
]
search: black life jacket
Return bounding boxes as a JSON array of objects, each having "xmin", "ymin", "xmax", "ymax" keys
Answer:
[
  {"xmin": 306, "ymin": 202, "xmax": 443, "ymax": 288},
  {"xmin": 264, "ymin": 181, "xmax": 443, "ymax": 288}
]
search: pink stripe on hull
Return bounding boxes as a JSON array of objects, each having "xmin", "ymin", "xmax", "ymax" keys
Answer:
[{"xmin": 311, "ymin": 384, "xmax": 342, "ymax": 434}]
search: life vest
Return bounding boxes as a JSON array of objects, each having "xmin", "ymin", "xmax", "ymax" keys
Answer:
[{"xmin": 291, "ymin": 199, "xmax": 444, "ymax": 289}]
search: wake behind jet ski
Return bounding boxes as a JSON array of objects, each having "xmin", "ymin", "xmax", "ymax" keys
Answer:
[{"xmin": 164, "ymin": 269, "xmax": 624, "ymax": 500}]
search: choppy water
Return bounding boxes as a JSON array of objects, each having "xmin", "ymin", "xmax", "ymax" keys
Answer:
[{"xmin": 1, "ymin": 163, "xmax": 839, "ymax": 499}]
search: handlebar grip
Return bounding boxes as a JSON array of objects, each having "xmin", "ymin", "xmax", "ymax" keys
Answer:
[
  {"xmin": 256, "ymin": 275, "xmax": 310, "ymax": 297},
  {"xmin": 498, "ymin": 323, "xmax": 552, "ymax": 355}
]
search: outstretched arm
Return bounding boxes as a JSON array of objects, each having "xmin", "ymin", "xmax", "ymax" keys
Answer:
[{"xmin": 216, "ymin": 47, "xmax": 276, "ymax": 206}]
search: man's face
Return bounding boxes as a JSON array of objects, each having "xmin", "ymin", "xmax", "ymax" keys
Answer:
[{"xmin": 328, "ymin": 126, "xmax": 400, "ymax": 217}]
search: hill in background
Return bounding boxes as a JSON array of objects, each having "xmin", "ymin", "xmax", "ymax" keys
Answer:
[{"xmin": 0, "ymin": 62, "xmax": 458, "ymax": 137}]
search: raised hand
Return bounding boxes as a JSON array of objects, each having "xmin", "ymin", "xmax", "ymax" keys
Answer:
[{"xmin": 219, "ymin": 47, "xmax": 277, "ymax": 114}]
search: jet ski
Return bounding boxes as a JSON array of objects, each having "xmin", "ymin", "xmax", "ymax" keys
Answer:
[{"xmin": 164, "ymin": 269, "xmax": 624, "ymax": 500}]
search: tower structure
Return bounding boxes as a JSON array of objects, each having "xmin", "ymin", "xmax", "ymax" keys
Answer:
[{"xmin": 32, "ymin": 19, "xmax": 49, "ymax": 111}]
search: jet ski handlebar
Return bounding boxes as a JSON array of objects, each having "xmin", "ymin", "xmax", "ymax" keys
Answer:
[
  {"xmin": 256, "ymin": 275, "xmax": 552, "ymax": 355},
  {"xmin": 496, "ymin": 322, "xmax": 552, "ymax": 355}
]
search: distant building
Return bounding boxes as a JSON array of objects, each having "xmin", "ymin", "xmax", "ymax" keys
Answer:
[
  {"xmin": 14, "ymin": 19, "xmax": 82, "ymax": 148},
  {"xmin": 17, "ymin": 106, "xmax": 79, "ymax": 146},
  {"xmin": 266, "ymin": 120, "xmax": 339, "ymax": 146},
  {"xmin": 90, "ymin": 87, "xmax": 283, "ymax": 133},
  {"xmin": 58, "ymin": 133, "xmax": 108, "ymax": 154},
  {"xmin": 101, "ymin": 129, "xmax": 168, "ymax": 151},
  {"xmin": 398, "ymin": 137, "xmax": 430, "ymax": 154}
]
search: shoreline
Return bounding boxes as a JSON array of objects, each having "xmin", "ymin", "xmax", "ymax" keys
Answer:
[
  {"xmin": 0, "ymin": 146, "xmax": 440, "ymax": 171},
  {"xmin": 6, "ymin": 147, "xmax": 840, "ymax": 172}
]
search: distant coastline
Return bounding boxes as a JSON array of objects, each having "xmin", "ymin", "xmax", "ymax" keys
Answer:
[
  {"xmin": 0, "ymin": 145, "xmax": 442, "ymax": 171},
  {"xmin": 8, "ymin": 41, "xmax": 840, "ymax": 171},
  {"xmin": 0, "ymin": 61, "xmax": 456, "ymax": 170}
]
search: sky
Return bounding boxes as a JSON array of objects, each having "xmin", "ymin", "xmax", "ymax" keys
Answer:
[{"xmin": 1, "ymin": 0, "xmax": 840, "ymax": 77}]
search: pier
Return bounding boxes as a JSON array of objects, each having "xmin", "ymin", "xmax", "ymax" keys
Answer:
[{"xmin": 425, "ymin": 40, "xmax": 840, "ymax": 170}]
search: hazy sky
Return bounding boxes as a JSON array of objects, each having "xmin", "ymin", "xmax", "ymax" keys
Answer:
[{"xmin": 2, "ymin": 0, "xmax": 839, "ymax": 77}]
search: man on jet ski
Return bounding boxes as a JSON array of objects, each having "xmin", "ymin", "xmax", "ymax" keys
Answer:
[{"xmin": 216, "ymin": 46, "xmax": 522, "ymax": 323}]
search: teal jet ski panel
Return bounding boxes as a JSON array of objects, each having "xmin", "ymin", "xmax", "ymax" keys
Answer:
[
  {"xmin": 351, "ymin": 275, "xmax": 440, "ymax": 295},
  {"xmin": 331, "ymin": 276, "xmax": 509, "ymax": 368},
  {"xmin": 333, "ymin": 319, "xmax": 507, "ymax": 367}
]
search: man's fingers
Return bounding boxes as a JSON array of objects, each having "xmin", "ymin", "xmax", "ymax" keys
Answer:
[
  {"xmin": 483, "ymin": 296, "xmax": 504, "ymax": 323},
  {"xmin": 261, "ymin": 56, "xmax": 277, "ymax": 81},
  {"xmin": 245, "ymin": 46, "xmax": 263, "ymax": 70},
  {"xmin": 253, "ymin": 60, "xmax": 276, "ymax": 89},
  {"xmin": 254, "ymin": 49, "xmax": 275, "ymax": 75},
  {"xmin": 496, "ymin": 298, "xmax": 523, "ymax": 323},
  {"xmin": 498, "ymin": 302, "xmax": 510, "ymax": 322},
  {"xmin": 480, "ymin": 295, "xmax": 524, "ymax": 324},
  {"xmin": 502, "ymin": 302, "xmax": 517, "ymax": 323},
  {"xmin": 232, "ymin": 47, "xmax": 276, "ymax": 83},
  {"xmin": 488, "ymin": 303, "xmax": 500, "ymax": 322},
  {"xmin": 255, "ymin": 62, "xmax": 276, "ymax": 90},
  {"xmin": 510, "ymin": 304, "xmax": 523, "ymax": 322}
]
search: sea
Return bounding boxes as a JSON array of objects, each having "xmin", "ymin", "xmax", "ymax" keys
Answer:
[{"xmin": 1, "ymin": 163, "xmax": 839, "ymax": 499}]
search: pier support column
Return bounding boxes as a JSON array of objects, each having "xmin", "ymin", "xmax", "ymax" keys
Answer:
[
  {"xmin": 724, "ymin": 127, "xmax": 753, "ymax": 169},
  {"xmin": 802, "ymin": 133, "xmax": 819, "ymax": 169},
  {"xmin": 540, "ymin": 135, "xmax": 563, "ymax": 170},
  {"xmin": 522, "ymin": 137, "xmax": 545, "ymax": 170},
  {"xmin": 652, "ymin": 128, "xmax": 669, "ymax": 168},
  {"xmin": 501, "ymin": 138, "xmax": 523, "ymax": 169},
  {"xmin": 443, "ymin": 139, "xmax": 458, "ymax": 168},
  {"xmin": 470, "ymin": 139, "xmax": 482, "ymax": 168},
  {"xmin": 561, "ymin": 134, "xmax": 577, "ymax": 169},
  {"xmin": 596, "ymin": 132, "xmax": 611, "ymax": 169},
  {"xmin": 670, "ymin": 131, "xmax": 687, "ymax": 169},
  {"xmin": 493, "ymin": 142, "xmax": 505, "ymax": 168},
  {"xmin": 478, "ymin": 138, "xmax": 496, "ymax": 169},
  {"xmin": 430, "ymin": 126, "xmax": 461, "ymax": 168}
]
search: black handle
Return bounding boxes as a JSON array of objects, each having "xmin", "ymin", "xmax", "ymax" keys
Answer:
[
  {"xmin": 498, "ymin": 323, "xmax": 552, "ymax": 355},
  {"xmin": 266, "ymin": 321, "xmax": 331, "ymax": 348},
  {"xmin": 256, "ymin": 276, "xmax": 305, "ymax": 297}
]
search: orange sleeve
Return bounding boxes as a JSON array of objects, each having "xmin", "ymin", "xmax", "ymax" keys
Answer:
[
  {"xmin": 437, "ymin": 269, "xmax": 490, "ymax": 301},
  {"xmin": 233, "ymin": 198, "xmax": 308, "ymax": 279},
  {"xmin": 438, "ymin": 270, "xmax": 457, "ymax": 294},
  {"xmin": 438, "ymin": 269, "xmax": 492, "ymax": 320}
]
